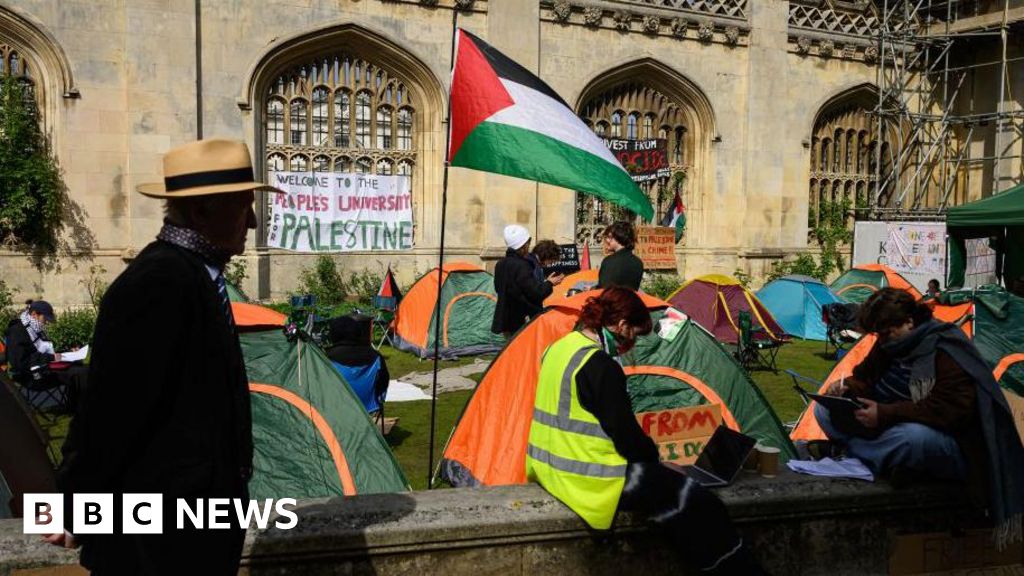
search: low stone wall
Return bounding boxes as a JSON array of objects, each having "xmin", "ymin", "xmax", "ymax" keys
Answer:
[{"xmin": 1, "ymin": 472, "xmax": 1019, "ymax": 575}]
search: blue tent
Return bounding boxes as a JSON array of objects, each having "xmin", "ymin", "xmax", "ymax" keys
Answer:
[{"xmin": 756, "ymin": 275, "xmax": 841, "ymax": 341}]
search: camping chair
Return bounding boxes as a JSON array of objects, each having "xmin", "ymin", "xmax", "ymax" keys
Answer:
[
  {"xmin": 735, "ymin": 310, "xmax": 784, "ymax": 373},
  {"xmin": 371, "ymin": 295, "xmax": 398, "ymax": 350},
  {"xmin": 13, "ymin": 366, "xmax": 70, "ymax": 423},
  {"xmin": 823, "ymin": 302, "xmax": 861, "ymax": 358}
]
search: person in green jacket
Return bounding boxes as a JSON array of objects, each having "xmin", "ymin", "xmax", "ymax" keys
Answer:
[{"xmin": 597, "ymin": 221, "xmax": 644, "ymax": 290}]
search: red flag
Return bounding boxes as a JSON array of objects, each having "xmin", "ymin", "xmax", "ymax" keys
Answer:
[
  {"xmin": 580, "ymin": 243, "xmax": 591, "ymax": 271},
  {"xmin": 377, "ymin": 266, "xmax": 402, "ymax": 301}
]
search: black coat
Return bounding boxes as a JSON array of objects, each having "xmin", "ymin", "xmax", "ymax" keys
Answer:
[
  {"xmin": 597, "ymin": 248, "xmax": 644, "ymax": 291},
  {"xmin": 491, "ymin": 249, "xmax": 554, "ymax": 335},
  {"xmin": 4, "ymin": 317, "xmax": 54, "ymax": 381},
  {"xmin": 57, "ymin": 240, "xmax": 253, "ymax": 575}
]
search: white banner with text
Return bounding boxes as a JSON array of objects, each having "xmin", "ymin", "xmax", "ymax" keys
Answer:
[{"xmin": 266, "ymin": 171, "xmax": 413, "ymax": 252}]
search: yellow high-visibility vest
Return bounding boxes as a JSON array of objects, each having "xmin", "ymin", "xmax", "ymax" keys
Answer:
[{"xmin": 525, "ymin": 331, "xmax": 627, "ymax": 529}]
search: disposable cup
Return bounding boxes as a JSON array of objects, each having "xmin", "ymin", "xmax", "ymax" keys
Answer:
[{"xmin": 757, "ymin": 445, "xmax": 781, "ymax": 478}]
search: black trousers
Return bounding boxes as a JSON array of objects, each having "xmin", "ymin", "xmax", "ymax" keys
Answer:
[{"xmin": 618, "ymin": 462, "xmax": 766, "ymax": 575}]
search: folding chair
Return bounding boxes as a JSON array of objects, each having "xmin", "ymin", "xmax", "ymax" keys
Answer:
[
  {"xmin": 823, "ymin": 302, "xmax": 861, "ymax": 358},
  {"xmin": 735, "ymin": 310, "xmax": 784, "ymax": 373},
  {"xmin": 13, "ymin": 367, "xmax": 70, "ymax": 423},
  {"xmin": 371, "ymin": 295, "xmax": 398, "ymax": 350}
]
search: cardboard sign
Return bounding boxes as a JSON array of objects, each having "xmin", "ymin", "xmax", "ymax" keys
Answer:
[
  {"xmin": 889, "ymin": 530, "xmax": 1024, "ymax": 575},
  {"xmin": 636, "ymin": 404, "xmax": 722, "ymax": 465},
  {"xmin": 635, "ymin": 225, "xmax": 678, "ymax": 270}
]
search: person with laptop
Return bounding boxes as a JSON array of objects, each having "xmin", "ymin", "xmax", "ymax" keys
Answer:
[
  {"xmin": 817, "ymin": 287, "xmax": 1024, "ymax": 547},
  {"xmin": 526, "ymin": 287, "xmax": 766, "ymax": 574}
]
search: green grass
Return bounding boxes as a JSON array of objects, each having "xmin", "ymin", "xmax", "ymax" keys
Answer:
[
  {"xmin": 383, "ymin": 390, "xmax": 473, "ymax": 491},
  {"xmin": 35, "ymin": 339, "xmax": 839, "ymax": 492},
  {"xmin": 747, "ymin": 338, "xmax": 839, "ymax": 424}
]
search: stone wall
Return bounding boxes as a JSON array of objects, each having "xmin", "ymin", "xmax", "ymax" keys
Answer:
[{"xmin": 2, "ymin": 474, "xmax": 1019, "ymax": 575}]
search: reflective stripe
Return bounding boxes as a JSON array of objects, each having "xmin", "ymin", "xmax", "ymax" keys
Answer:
[
  {"xmin": 527, "ymin": 444, "xmax": 627, "ymax": 478},
  {"xmin": 558, "ymin": 346, "xmax": 598, "ymax": 417},
  {"xmin": 532, "ymin": 408, "xmax": 610, "ymax": 439}
]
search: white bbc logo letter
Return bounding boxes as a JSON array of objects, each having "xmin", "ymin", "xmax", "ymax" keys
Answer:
[
  {"xmin": 73, "ymin": 494, "xmax": 114, "ymax": 534},
  {"xmin": 122, "ymin": 494, "xmax": 162, "ymax": 534},
  {"xmin": 23, "ymin": 494, "xmax": 62, "ymax": 534}
]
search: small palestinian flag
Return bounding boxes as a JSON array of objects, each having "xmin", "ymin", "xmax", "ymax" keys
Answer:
[
  {"xmin": 580, "ymin": 243, "xmax": 591, "ymax": 271},
  {"xmin": 660, "ymin": 191, "xmax": 686, "ymax": 243},
  {"xmin": 378, "ymin": 266, "xmax": 402, "ymax": 302},
  {"xmin": 448, "ymin": 29, "xmax": 653, "ymax": 221}
]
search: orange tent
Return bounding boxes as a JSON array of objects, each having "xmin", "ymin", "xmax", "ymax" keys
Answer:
[
  {"xmin": 830, "ymin": 264, "xmax": 923, "ymax": 303},
  {"xmin": 441, "ymin": 290, "xmax": 669, "ymax": 487},
  {"xmin": 543, "ymin": 268, "xmax": 599, "ymax": 306},
  {"xmin": 391, "ymin": 262, "xmax": 505, "ymax": 359},
  {"xmin": 231, "ymin": 302, "xmax": 287, "ymax": 329}
]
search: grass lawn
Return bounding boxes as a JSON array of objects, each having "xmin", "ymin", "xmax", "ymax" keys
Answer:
[{"xmin": 36, "ymin": 338, "xmax": 839, "ymax": 492}]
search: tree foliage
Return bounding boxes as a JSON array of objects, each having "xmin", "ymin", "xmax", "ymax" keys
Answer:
[{"xmin": 0, "ymin": 75, "xmax": 67, "ymax": 252}]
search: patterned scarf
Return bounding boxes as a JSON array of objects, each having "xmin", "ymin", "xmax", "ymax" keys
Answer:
[
  {"xmin": 883, "ymin": 319, "xmax": 1024, "ymax": 548},
  {"xmin": 157, "ymin": 222, "xmax": 232, "ymax": 268},
  {"xmin": 19, "ymin": 310, "xmax": 54, "ymax": 356}
]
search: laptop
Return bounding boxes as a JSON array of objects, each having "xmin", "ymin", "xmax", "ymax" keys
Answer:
[{"xmin": 666, "ymin": 425, "xmax": 756, "ymax": 487}]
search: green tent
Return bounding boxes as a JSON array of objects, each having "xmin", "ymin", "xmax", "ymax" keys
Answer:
[
  {"xmin": 947, "ymin": 183, "xmax": 1024, "ymax": 288},
  {"xmin": 964, "ymin": 288, "xmax": 1024, "ymax": 395},
  {"xmin": 624, "ymin": 310, "xmax": 798, "ymax": 461},
  {"xmin": 242, "ymin": 328, "xmax": 408, "ymax": 498},
  {"xmin": 226, "ymin": 281, "xmax": 250, "ymax": 303},
  {"xmin": 392, "ymin": 262, "xmax": 506, "ymax": 359}
]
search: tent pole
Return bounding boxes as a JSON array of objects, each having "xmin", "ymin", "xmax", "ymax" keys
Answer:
[{"xmin": 427, "ymin": 8, "xmax": 459, "ymax": 490}]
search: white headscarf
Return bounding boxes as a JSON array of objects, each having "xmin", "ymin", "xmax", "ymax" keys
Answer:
[{"xmin": 20, "ymin": 309, "xmax": 55, "ymax": 356}]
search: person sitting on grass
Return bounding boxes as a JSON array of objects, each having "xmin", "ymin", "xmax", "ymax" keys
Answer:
[
  {"xmin": 818, "ymin": 287, "xmax": 1024, "ymax": 546},
  {"xmin": 925, "ymin": 278, "xmax": 942, "ymax": 300}
]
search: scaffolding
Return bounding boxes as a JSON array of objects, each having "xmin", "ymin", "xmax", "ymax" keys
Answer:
[{"xmin": 870, "ymin": 0, "xmax": 1023, "ymax": 220}]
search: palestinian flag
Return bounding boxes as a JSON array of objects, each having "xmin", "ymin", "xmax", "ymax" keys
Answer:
[
  {"xmin": 378, "ymin": 266, "xmax": 402, "ymax": 302},
  {"xmin": 448, "ymin": 29, "xmax": 653, "ymax": 221},
  {"xmin": 660, "ymin": 191, "xmax": 686, "ymax": 243}
]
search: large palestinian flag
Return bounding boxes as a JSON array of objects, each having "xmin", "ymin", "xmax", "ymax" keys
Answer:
[{"xmin": 448, "ymin": 29, "xmax": 653, "ymax": 221}]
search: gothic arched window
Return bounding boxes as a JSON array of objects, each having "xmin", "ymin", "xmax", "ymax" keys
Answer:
[{"xmin": 264, "ymin": 53, "xmax": 417, "ymax": 175}]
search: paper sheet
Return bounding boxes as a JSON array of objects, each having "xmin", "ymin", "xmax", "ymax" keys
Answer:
[
  {"xmin": 384, "ymin": 380, "xmax": 433, "ymax": 402},
  {"xmin": 786, "ymin": 457, "xmax": 875, "ymax": 482},
  {"xmin": 59, "ymin": 345, "xmax": 89, "ymax": 363}
]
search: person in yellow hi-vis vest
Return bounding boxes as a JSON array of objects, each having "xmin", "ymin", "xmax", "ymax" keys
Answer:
[{"xmin": 526, "ymin": 287, "xmax": 767, "ymax": 575}]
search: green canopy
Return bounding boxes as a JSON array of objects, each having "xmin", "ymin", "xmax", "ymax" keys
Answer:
[
  {"xmin": 947, "ymin": 183, "xmax": 1024, "ymax": 288},
  {"xmin": 242, "ymin": 329, "xmax": 408, "ymax": 499}
]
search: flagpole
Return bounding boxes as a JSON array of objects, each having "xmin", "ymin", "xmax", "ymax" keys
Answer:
[{"xmin": 427, "ymin": 7, "xmax": 459, "ymax": 490}]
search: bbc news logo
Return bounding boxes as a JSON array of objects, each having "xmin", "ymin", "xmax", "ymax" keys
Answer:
[{"xmin": 23, "ymin": 494, "xmax": 298, "ymax": 534}]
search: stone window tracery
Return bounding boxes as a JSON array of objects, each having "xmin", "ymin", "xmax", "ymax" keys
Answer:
[{"xmin": 263, "ymin": 54, "xmax": 416, "ymax": 174}]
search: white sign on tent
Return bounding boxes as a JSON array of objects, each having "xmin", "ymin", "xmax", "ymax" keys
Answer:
[{"xmin": 266, "ymin": 171, "xmax": 413, "ymax": 252}]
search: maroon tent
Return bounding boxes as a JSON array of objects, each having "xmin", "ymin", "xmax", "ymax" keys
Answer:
[{"xmin": 666, "ymin": 274, "xmax": 787, "ymax": 345}]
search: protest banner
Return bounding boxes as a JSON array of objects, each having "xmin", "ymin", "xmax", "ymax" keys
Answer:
[
  {"xmin": 635, "ymin": 404, "xmax": 723, "ymax": 465},
  {"xmin": 604, "ymin": 138, "xmax": 671, "ymax": 183},
  {"xmin": 266, "ymin": 171, "xmax": 413, "ymax": 252},
  {"xmin": 544, "ymin": 243, "xmax": 581, "ymax": 275},
  {"xmin": 635, "ymin": 225, "xmax": 678, "ymax": 270}
]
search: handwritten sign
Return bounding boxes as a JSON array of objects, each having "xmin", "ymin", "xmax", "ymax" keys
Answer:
[
  {"xmin": 882, "ymin": 223, "xmax": 946, "ymax": 277},
  {"xmin": 635, "ymin": 225, "xmax": 678, "ymax": 270},
  {"xmin": 545, "ymin": 244, "xmax": 581, "ymax": 275},
  {"xmin": 636, "ymin": 404, "xmax": 723, "ymax": 465},
  {"xmin": 266, "ymin": 171, "xmax": 413, "ymax": 252}
]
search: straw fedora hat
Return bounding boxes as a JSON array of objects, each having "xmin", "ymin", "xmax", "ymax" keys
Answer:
[{"xmin": 137, "ymin": 139, "xmax": 285, "ymax": 197}]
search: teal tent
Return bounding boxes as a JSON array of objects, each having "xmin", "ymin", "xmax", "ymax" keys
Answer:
[{"xmin": 756, "ymin": 275, "xmax": 841, "ymax": 341}]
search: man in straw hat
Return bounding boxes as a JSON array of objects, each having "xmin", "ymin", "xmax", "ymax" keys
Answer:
[{"xmin": 52, "ymin": 139, "xmax": 283, "ymax": 574}]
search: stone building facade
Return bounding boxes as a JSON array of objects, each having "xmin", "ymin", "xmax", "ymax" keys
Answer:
[{"xmin": 0, "ymin": 0, "xmax": 1020, "ymax": 304}]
